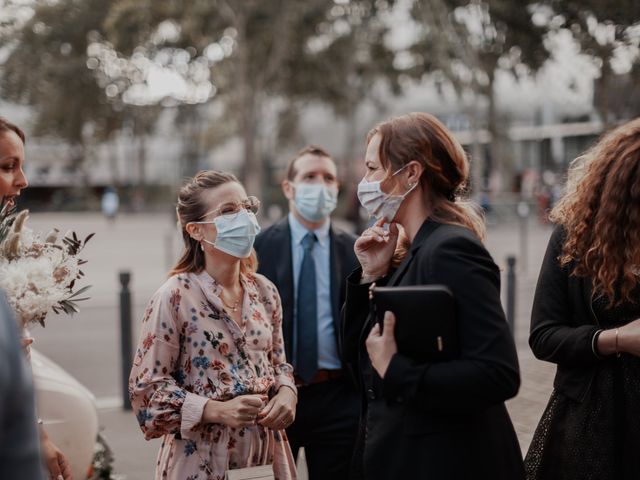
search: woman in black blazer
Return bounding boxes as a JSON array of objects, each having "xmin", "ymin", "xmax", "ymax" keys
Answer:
[
  {"xmin": 526, "ymin": 118, "xmax": 640, "ymax": 479},
  {"xmin": 342, "ymin": 112, "xmax": 524, "ymax": 479}
]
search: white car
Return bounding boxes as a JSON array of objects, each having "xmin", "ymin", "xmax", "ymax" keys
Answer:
[{"xmin": 31, "ymin": 348, "xmax": 99, "ymax": 480}]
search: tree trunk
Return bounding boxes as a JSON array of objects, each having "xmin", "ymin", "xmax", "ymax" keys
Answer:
[
  {"xmin": 109, "ymin": 132, "xmax": 120, "ymax": 187},
  {"xmin": 486, "ymin": 70, "xmax": 506, "ymax": 192},
  {"xmin": 596, "ymin": 60, "xmax": 611, "ymax": 129},
  {"xmin": 236, "ymin": 10, "xmax": 261, "ymax": 199},
  {"xmin": 137, "ymin": 134, "xmax": 147, "ymax": 186},
  {"xmin": 467, "ymin": 96, "xmax": 484, "ymax": 197},
  {"xmin": 238, "ymin": 92, "xmax": 260, "ymax": 197},
  {"xmin": 342, "ymin": 103, "xmax": 360, "ymax": 222}
]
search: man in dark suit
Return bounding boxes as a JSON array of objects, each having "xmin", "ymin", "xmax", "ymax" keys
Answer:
[{"xmin": 254, "ymin": 145, "xmax": 360, "ymax": 479}]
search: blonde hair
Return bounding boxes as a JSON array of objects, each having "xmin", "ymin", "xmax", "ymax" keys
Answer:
[{"xmin": 169, "ymin": 170, "xmax": 258, "ymax": 277}]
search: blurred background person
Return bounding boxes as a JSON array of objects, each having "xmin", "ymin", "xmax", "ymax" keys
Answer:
[
  {"xmin": 101, "ymin": 187, "xmax": 119, "ymax": 222},
  {"xmin": 254, "ymin": 146, "xmax": 360, "ymax": 479},
  {"xmin": 342, "ymin": 112, "xmax": 524, "ymax": 479},
  {"xmin": 526, "ymin": 117, "xmax": 640, "ymax": 479},
  {"xmin": 129, "ymin": 171, "xmax": 297, "ymax": 479},
  {"xmin": 0, "ymin": 117, "xmax": 72, "ymax": 480}
]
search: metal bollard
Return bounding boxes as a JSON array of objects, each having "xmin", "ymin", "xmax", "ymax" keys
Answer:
[
  {"xmin": 517, "ymin": 201, "xmax": 530, "ymax": 272},
  {"xmin": 506, "ymin": 256, "xmax": 516, "ymax": 336},
  {"xmin": 119, "ymin": 271, "xmax": 133, "ymax": 410}
]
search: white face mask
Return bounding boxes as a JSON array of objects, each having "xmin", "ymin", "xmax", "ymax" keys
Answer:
[
  {"xmin": 193, "ymin": 209, "xmax": 261, "ymax": 258},
  {"xmin": 293, "ymin": 183, "xmax": 338, "ymax": 222},
  {"xmin": 357, "ymin": 165, "xmax": 416, "ymax": 222}
]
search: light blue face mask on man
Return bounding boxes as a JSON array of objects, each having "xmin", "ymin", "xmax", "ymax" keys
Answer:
[
  {"xmin": 294, "ymin": 183, "xmax": 338, "ymax": 222},
  {"xmin": 193, "ymin": 209, "xmax": 261, "ymax": 258}
]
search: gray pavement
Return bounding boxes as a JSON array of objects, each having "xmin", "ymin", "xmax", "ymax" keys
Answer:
[{"xmin": 27, "ymin": 212, "xmax": 556, "ymax": 478}]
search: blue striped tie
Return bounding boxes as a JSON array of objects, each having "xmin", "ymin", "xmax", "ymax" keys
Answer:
[{"xmin": 297, "ymin": 232, "xmax": 318, "ymax": 383}]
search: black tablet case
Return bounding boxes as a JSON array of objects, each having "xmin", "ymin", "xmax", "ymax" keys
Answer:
[{"xmin": 371, "ymin": 285, "xmax": 459, "ymax": 362}]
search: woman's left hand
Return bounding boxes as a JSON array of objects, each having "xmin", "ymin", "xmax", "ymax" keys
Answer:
[
  {"xmin": 257, "ymin": 386, "xmax": 297, "ymax": 430},
  {"xmin": 41, "ymin": 431, "xmax": 73, "ymax": 480},
  {"xmin": 366, "ymin": 311, "xmax": 398, "ymax": 379}
]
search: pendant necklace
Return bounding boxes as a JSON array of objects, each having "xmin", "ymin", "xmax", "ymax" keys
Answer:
[{"xmin": 220, "ymin": 292, "xmax": 241, "ymax": 313}]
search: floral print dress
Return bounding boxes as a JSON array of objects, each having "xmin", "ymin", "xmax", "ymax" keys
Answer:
[{"xmin": 129, "ymin": 270, "xmax": 297, "ymax": 480}]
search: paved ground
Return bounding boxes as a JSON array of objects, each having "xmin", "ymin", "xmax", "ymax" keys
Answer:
[{"xmin": 27, "ymin": 212, "xmax": 556, "ymax": 478}]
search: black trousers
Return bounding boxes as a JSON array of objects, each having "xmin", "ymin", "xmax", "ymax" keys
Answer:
[{"xmin": 286, "ymin": 377, "xmax": 360, "ymax": 480}]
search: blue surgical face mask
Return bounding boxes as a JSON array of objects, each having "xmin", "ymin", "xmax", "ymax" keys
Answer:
[
  {"xmin": 357, "ymin": 164, "xmax": 416, "ymax": 222},
  {"xmin": 293, "ymin": 183, "xmax": 338, "ymax": 222},
  {"xmin": 193, "ymin": 209, "xmax": 261, "ymax": 258}
]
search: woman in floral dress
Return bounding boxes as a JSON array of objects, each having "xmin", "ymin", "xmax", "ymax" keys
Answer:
[{"xmin": 129, "ymin": 171, "xmax": 298, "ymax": 479}]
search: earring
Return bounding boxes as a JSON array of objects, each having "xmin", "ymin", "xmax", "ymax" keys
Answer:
[{"xmin": 200, "ymin": 243, "xmax": 204, "ymax": 251}]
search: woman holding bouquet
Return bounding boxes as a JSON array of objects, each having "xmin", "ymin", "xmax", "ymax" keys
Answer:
[
  {"xmin": 0, "ymin": 117, "xmax": 72, "ymax": 480},
  {"xmin": 129, "ymin": 171, "xmax": 297, "ymax": 479}
]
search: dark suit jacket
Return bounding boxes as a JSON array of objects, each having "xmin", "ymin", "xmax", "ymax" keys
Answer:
[
  {"xmin": 529, "ymin": 226, "xmax": 603, "ymax": 402},
  {"xmin": 254, "ymin": 216, "xmax": 359, "ymax": 364},
  {"xmin": 341, "ymin": 219, "xmax": 524, "ymax": 480}
]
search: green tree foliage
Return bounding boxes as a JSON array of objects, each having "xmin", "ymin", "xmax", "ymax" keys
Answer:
[
  {"xmin": 1, "ymin": 0, "xmax": 118, "ymax": 181},
  {"xmin": 407, "ymin": 0, "xmax": 549, "ymax": 192},
  {"xmin": 0, "ymin": 0, "xmax": 159, "ymax": 186},
  {"xmin": 277, "ymin": 1, "xmax": 400, "ymax": 207},
  {"xmin": 104, "ymin": 0, "xmax": 331, "ymax": 196},
  {"xmin": 103, "ymin": 0, "xmax": 400, "ymax": 200},
  {"xmin": 540, "ymin": 0, "xmax": 640, "ymax": 125}
]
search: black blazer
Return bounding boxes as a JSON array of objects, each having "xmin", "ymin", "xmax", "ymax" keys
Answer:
[
  {"xmin": 254, "ymin": 217, "xmax": 359, "ymax": 363},
  {"xmin": 529, "ymin": 226, "xmax": 603, "ymax": 402},
  {"xmin": 341, "ymin": 219, "xmax": 524, "ymax": 480}
]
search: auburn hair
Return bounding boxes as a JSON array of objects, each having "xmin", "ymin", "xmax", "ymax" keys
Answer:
[
  {"xmin": 0, "ymin": 117, "xmax": 25, "ymax": 144},
  {"xmin": 169, "ymin": 170, "xmax": 258, "ymax": 277},
  {"xmin": 367, "ymin": 112, "xmax": 485, "ymax": 257},
  {"xmin": 551, "ymin": 117, "xmax": 640, "ymax": 306}
]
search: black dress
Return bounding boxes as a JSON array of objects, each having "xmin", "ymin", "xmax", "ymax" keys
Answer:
[{"xmin": 525, "ymin": 286, "xmax": 640, "ymax": 480}]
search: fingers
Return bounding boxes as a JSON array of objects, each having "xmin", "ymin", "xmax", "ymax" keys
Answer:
[
  {"xmin": 259, "ymin": 402, "xmax": 282, "ymax": 425},
  {"xmin": 59, "ymin": 456, "xmax": 72, "ymax": 480},
  {"xmin": 231, "ymin": 394, "xmax": 268, "ymax": 427},
  {"xmin": 364, "ymin": 226, "xmax": 390, "ymax": 242},
  {"xmin": 259, "ymin": 402, "xmax": 294, "ymax": 429},
  {"xmin": 56, "ymin": 451, "xmax": 72, "ymax": 480},
  {"xmin": 240, "ymin": 394, "xmax": 268, "ymax": 408},
  {"xmin": 258, "ymin": 397, "xmax": 275, "ymax": 418},
  {"xmin": 369, "ymin": 322, "xmax": 381, "ymax": 338},
  {"xmin": 382, "ymin": 311, "xmax": 396, "ymax": 338},
  {"xmin": 47, "ymin": 457, "xmax": 62, "ymax": 478}
]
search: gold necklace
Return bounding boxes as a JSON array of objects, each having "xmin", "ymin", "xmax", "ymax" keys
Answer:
[{"xmin": 220, "ymin": 291, "xmax": 241, "ymax": 313}]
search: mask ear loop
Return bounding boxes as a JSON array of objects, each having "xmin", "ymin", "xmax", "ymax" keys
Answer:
[{"xmin": 384, "ymin": 163, "xmax": 415, "ymax": 198}]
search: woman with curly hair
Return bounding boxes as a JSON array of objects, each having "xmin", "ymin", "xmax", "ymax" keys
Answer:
[{"xmin": 525, "ymin": 117, "xmax": 640, "ymax": 479}]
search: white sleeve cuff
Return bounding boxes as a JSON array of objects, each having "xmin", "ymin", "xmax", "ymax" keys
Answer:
[{"xmin": 180, "ymin": 392, "xmax": 209, "ymax": 439}]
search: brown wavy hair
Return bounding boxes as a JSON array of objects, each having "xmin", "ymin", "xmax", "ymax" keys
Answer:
[
  {"xmin": 169, "ymin": 170, "xmax": 258, "ymax": 277},
  {"xmin": 368, "ymin": 112, "xmax": 485, "ymax": 266},
  {"xmin": 550, "ymin": 117, "xmax": 640, "ymax": 306},
  {"xmin": 0, "ymin": 117, "xmax": 25, "ymax": 144}
]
